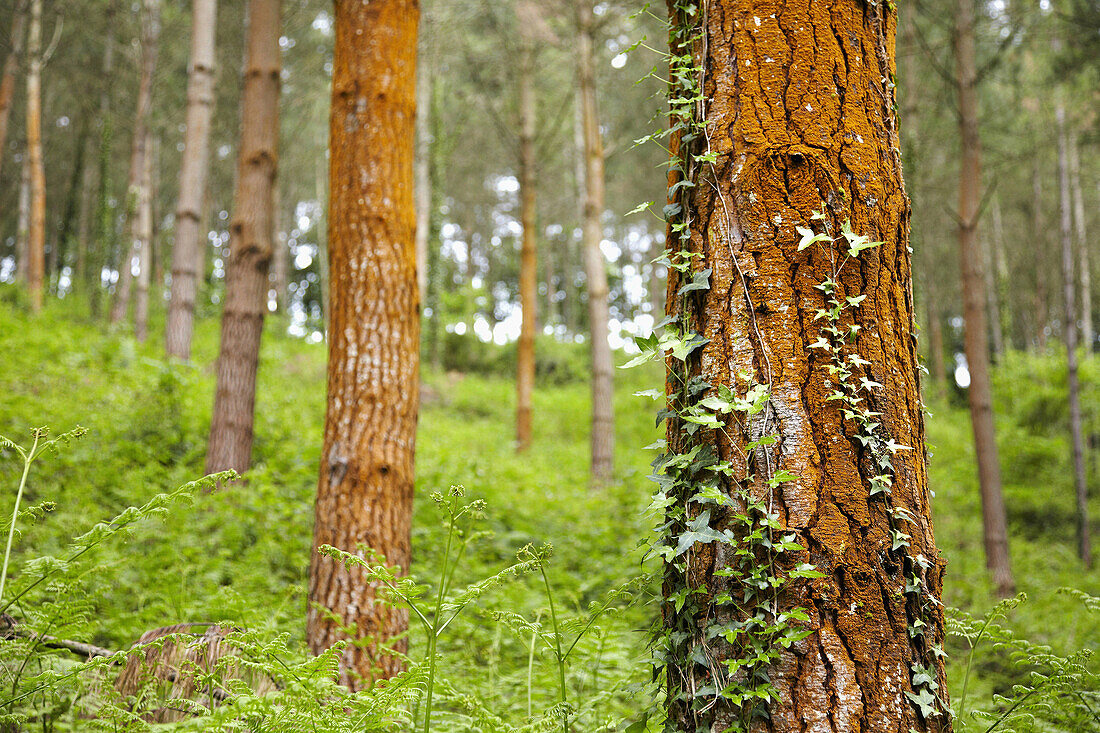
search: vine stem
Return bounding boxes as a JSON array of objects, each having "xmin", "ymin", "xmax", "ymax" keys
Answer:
[{"xmin": 0, "ymin": 432, "xmax": 39, "ymax": 607}]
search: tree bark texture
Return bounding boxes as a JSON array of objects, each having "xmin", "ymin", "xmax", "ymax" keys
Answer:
[
  {"xmin": 515, "ymin": 21, "xmax": 537, "ymax": 453},
  {"xmin": 166, "ymin": 0, "xmax": 219, "ymax": 360},
  {"xmin": 1056, "ymin": 103, "xmax": 1092, "ymax": 569},
  {"xmin": 954, "ymin": 0, "xmax": 1013, "ymax": 597},
  {"xmin": 577, "ymin": 0, "xmax": 614, "ymax": 483},
  {"xmin": 306, "ymin": 0, "xmax": 419, "ymax": 689},
  {"xmin": 110, "ymin": 0, "xmax": 161, "ymax": 325},
  {"xmin": 0, "ymin": 1, "xmax": 27, "ymax": 188},
  {"xmin": 662, "ymin": 2, "xmax": 950, "ymax": 730},
  {"xmin": 205, "ymin": 0, "xmax": 281, "ymax": 475},
  {"xmin": 25, "ymin": 0, "xmax": 44, "ymax": 312}
]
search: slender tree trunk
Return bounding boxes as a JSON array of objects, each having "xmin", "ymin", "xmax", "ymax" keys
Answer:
[
  {"xmin": 110, "ymin": 0, "xmax": 161, "ymax": 325},
  {"xmin": 16, "ymin": 151, "xmax": 29, "ymax": 284},
  {"xmin": 166, "ymin": 0, "xmax": 219, "ymax": 360},
  {"xmin": 205, "ymin": 0, "xmax": 281, "ymax": 475},
  {"xmin": 576, "ymin": 0, "xmax": 613, "ymax": 482},
  {"xmin": 955, "ymin": 0, "xmax": 1014, "ymax": 597},
  {"xmin": 135, "ymin": 129, "xmax": 154, "ymax": 342},
  {"xmin": 990, "ymin": 196, "xmax": 1010, "ymax": 350},
  {"xmin": 1057, "ymin": 102, "xmax": 1092, "ymax": 569},
  {"xmin": 306, "ymin": 0, "xmax": 419, "ymax": 688},
  {"xmin": 662, "ymin": 3, "xmax": 950, "ymax": 730},
  {"xmin": 515, "ymin": 22, "xmax": 537, "ymax": 452},
  {"xmin": 1070, "ymin": 137, "xmax": 1093, "ymax": 352},
  {"xmin": 25, "ymin": 0, "xmax": 44, "ymax": 313},
  {"xmin": 90, "ymin": 4, "xmax": 116, "ymax": 316},
  {"xmin": 0, "ymin": 2, "xmax": 27, "ymax": 189},
  {"xmin": 928, "ymin": 299, "xmax": 948, "ymax": 390},
  {"xmin": 1033, "ymin": 163, "xmax": 1050, "ymax": 350},
  {"xmin": 75, "ymin": 142, "xmax": 95, "ymax": 291}
]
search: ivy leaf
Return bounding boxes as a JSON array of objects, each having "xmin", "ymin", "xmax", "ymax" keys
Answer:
[
  {"xmin": 904, "ymin": 688, "xmax": 941, "ymax": 719},
  {"xmin": 677, "ymin": 268, "xmax": 712, "ymax": 296},
  {"xmin": 796, "ymin": 226, "xmax": 830, "ymax": 251},
  {"xmin": 625, "ymin": 201, "xmax": 654, "ymax": 217}
]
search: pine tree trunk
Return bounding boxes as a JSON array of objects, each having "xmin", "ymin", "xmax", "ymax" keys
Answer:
[
  {"xmin": 205, "ymin": 0, "xmax": 281, "ymax": 475},
  {"xmin": 0, "ymin": 2, "xmax": 27, "ymax": 189},
  {"xmin": 54, "ymin": 119, "xmax": 91, "ymax": 294},
  {"xmin": 16, "ymin": 152, "xmax": 29, "ymax": 284},
  {"xmin": 662, "ymin": 2, "xmax": 951, "ymax": 729},
  {"xmin": 1070, "ymin": 137, "xmax": 1093, "ymax": 352},
  {"xmin": 25, "ymin": 0, "xmax": 45, "ymax": 313},
  {"xmin": 166, "ymin": 0, "xmax": 219, "ymax": 360},
  {"xmin": 90, "ymin": 4, "xmax": 116, "ymax": 316},
  {"xmin": 135, "ymin": 129, "xmax": 155, "ymax": 343},
  {"xmin": 1032, "ymin": 163, "xmax": 1050, "ymax": 350},
  {"xmin": 306, "ymin": 0, "xmax": 419, "ymax": 688},
  {"xmin": 984, "ymin": 232, "xmax": 1004, "ymax": 359},
  {"xmin": 515, "ymin": 21, "xmax": 537, "ymax": 453},
  {"xmin": 75, "ymin": 142, "xmax": 95, "ymax": 291},
  {"xmin": 955, "ymin": 0, "xmax": 1013, "ymax": 597},
  {"xmin": 110, "ymin": 0, "xmax": 161, "ymax": 326},
  {"xmin": 990, "ymin": 196, "xmax": 1010, "ymax": 351},
  {"xmin": 1057, "ymin": 102, "xmax": 1092, "ymax": 569},
  {"xmin": 576, "ymin": 0, "xmax": 613, "ymax": 482}
]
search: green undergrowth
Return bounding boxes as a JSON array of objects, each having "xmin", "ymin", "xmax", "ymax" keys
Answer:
[{"xmin": 0, "ymin": 294, "xmax": 1097, "ymax": 729}]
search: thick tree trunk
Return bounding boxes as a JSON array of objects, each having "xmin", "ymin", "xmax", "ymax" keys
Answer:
[
  {"xmin": 1070, "ymin": 137, "xmax": 1093, "ymax": 352},
  {"xmin": 955, "ymin": 0, "xmax": 1014, "ymax": 597},
  {"xmin": 135, "ymin": 129, "xmax": 154, "ymax": 343},
  {"xmin": 1057, "ymin": 103, "xmax": 1092, "ymax": 569},
  {"xmin": 515, "ymin": 23, "xmax": 537, "ymax": 452},
  {"xmin": 25, "ymin": 0, "xmax": 45, "ymax": 312},
  {"xmin": 110, "ymin": 0, "xmax": 161, "ymax": 326},
  {"xmin": 576, "ymin": 0, "xmax": 614, "ymax": 482},
  {"xmin": 306, "ymin": 0, "xmax": 419, "ymax": 688},
  {"xmin": 166, "ymin": 0, "xmax": 219, "ymax": 360},
  {"xmin": 662, "ymin": 2, "xmax": 950, "ymax": 730},
  {"xmin": 0, "ymin": 2, "xmax": 27, "ymax": 188},
  {"xmin": 205, "ymin": 0, "xmax": 281, "ymax": 475}
]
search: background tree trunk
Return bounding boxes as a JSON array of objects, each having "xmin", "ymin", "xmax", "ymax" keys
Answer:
[
  {"xmin": 110, "ymin": 0, "xmax": 161, "ymax": 326},
  {"xmin": 166, "ymin": 0, "xmax": 219, "ymax": 360},
  {"xmin": 662, "ymin": 2, "xmax": 951, "ymax": 730},
  {"xmin": 16, "ymin": 151, "xmax": 29, "ymax": 284},
  {"xmin": 25, "ymin": 0, "xmax": 45, "ymax": 313},
  {"xmin": 955, "ymin": 0, "xmax": 1014, "ymax": 597},
  {"xmin": 0, "ymin": 1, "xmax": 27, "ymax": 187},
  {"xmin": 1070, "ymin": 136, "xmax": 1093, "ymax": 352},
  {"xmin": 515, "ymin": 14, "xmax": 537, "ymax": 453},
  {"xmin": 90, "ymin": 3, "xmax": 116, "ymax": 316},
  {"xmin": 576, "ymin": 0, "xmax": 614, "ymax": 483},
  {"xmin": 306, "ymin": 0, "xmax": 419, "ymax": 689},
  {"xmin": 205, "ymin": 0, "xmax": 281, "ymax": 475},
  {"xmin": 1056, "ymin": 102, "xmax": 1092, "ymax": 569},
  {"xmin": 134, "ymin": 129, "xmax": 154, "ymax": 343}
]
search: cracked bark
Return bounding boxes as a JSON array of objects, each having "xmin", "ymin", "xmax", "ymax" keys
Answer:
[
  {"xmin": 205, "ymin": 0, "xmax": 281, "ymax": 475},
  {"xmin": 306, "ymin": 0, "xmax": 420, "ymax": 688},
  {"xmin": 664, "ymin": 2, "xmax": 949, "ymax": 730}
]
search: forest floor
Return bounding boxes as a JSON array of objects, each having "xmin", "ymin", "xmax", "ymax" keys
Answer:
[{"xmin": 0, "ymin": 296, "xmax": 1097, "ymax": 726}]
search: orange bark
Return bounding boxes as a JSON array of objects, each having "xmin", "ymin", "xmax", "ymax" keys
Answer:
[
  {"xmin": 205, "ymin": 0, "xmax": 281, "ymax": 475},
  {"xmin": 664, "ymin": 2, "xmax": 949, "ymax": 730},
  {"xmin": 515, "ymin": 13, "xmax": 537, "ymax": 453},
  {"xmin": 0, "ymin": 1, "xmax": 27, "ymax": 188},
  {"xmin": 306, "ymin": 0, "xmax": 419, "ymax": 688}
]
